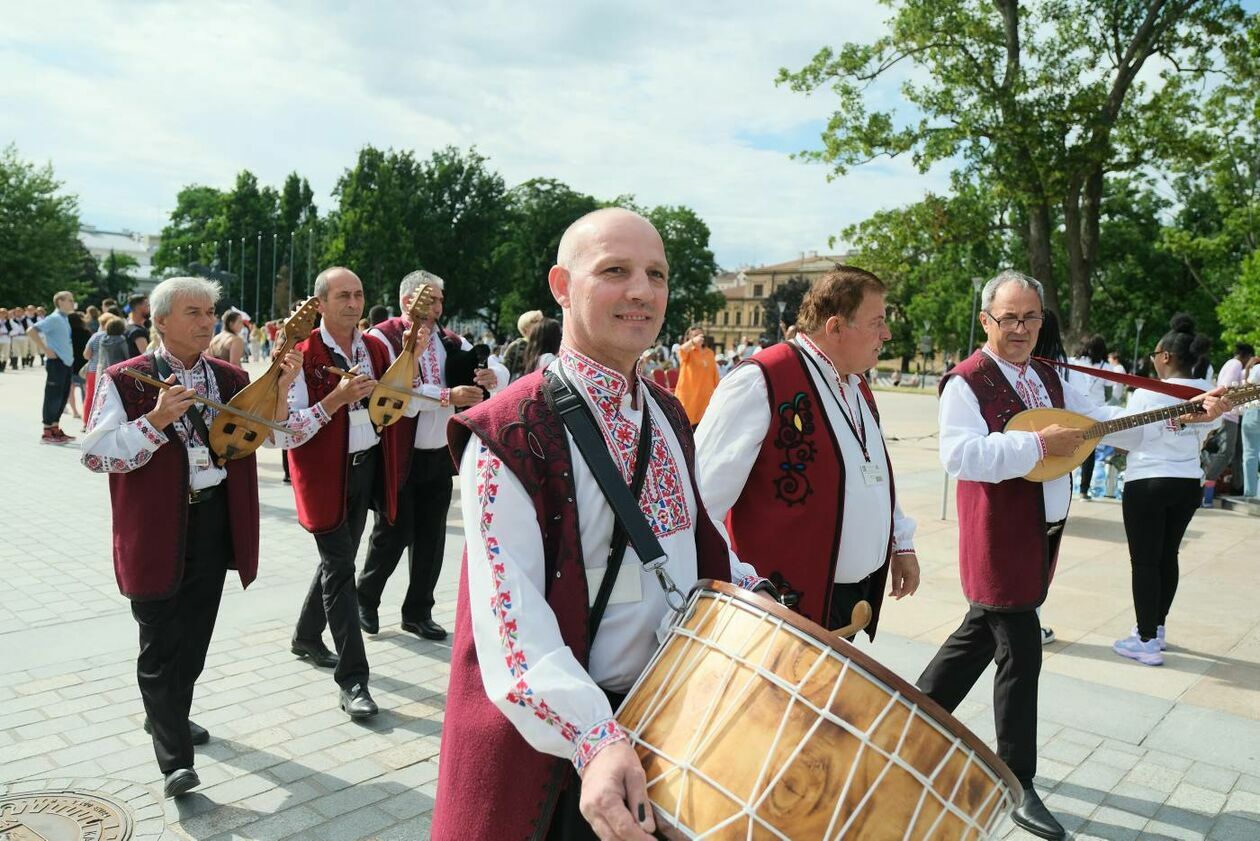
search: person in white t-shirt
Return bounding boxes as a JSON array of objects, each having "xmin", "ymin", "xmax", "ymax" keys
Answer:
[
  {"xmin": 1068, "ymin": 335, "xmax": 1109, "ymax": 498},
  {"xmin": 1113, "ymin": 317, "xmax": 1220, "ymax": 667},
  {"xmin": 1203, "ymin": 340, "xmax": 1254, "ymax": 491}
]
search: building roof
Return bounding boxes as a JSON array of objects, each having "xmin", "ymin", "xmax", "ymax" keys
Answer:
[{"xmin": 744, "ymin": 252, "xmax": 850, "ymax": 276}]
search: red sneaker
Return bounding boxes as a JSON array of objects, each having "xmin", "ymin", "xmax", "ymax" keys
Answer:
[
  {"xmin": 50, "ymin": 427, "xmax": 75, "ymax": 443},
  {"xmin": 40, "ymin": 428, "xmax": 58, "ymax": 445}
]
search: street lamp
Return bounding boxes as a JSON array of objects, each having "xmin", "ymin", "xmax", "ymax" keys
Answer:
[
  {"xmin": 1133, "ymin": 317, "xmax": 1146, "ymax": 375},
  {"xmin": 968, "ymin": 276, "xmax": 984, "ymax": 356},
  {"xmin": 227, "ymin": 238, "xmax": 233, "ymax": 300},
  {"xmin": 271, "ymin": 233, "xmax": 278, "ymax": 320},
  {"xmin": 255, "ymin": 232, "xmax": 262, "ymax": 320},
  {"xmin": 777, "ymin": 300, "xmax": 787, "ymax": 342}
]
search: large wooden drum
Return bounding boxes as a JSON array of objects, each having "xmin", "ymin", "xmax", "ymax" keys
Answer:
[{"xmin": 617, "ymin": 581, "xmax": 1022, "ymax": 840}]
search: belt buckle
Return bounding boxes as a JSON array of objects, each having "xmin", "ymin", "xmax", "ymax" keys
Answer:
[
  {"xmin": 188, "ymin": 489, "xmax": 203, "ymax": 505},
  {"xmin": 351, "ymin": 450, "xmax": 367, "ymax": 467}
]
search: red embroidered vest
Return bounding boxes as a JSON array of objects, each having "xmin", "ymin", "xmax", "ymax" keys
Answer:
[
  {"xmin": 102, "ymin": 354, "xmax": 259, "ymax": 601},
  {"xmin": 729, "ymin": 341, "xmax": 894, "ymax": 637},
  {"xmin": 941, "ymin": 349, "xmax": 1064, "ymax": 610},
  {"xmin": 431, "ymin": 370, "xmax": 732, "ymax": 841},
  {"xmin": 287, "ymin": 333, "xmax": 410, "ymax": 533}
]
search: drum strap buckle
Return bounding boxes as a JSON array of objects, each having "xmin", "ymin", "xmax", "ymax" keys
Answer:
[{"xmin": 645, "ymin": 556, "xmax": 688, "ymax": 612}]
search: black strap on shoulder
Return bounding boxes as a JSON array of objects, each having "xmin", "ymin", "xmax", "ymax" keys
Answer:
[
  {"xmin": 545, "ymin": 369, "xmax": 661, "ymax": 643},
  {"xmin": 154, "ymin": 354, "xmax": 220, "ymax": 464}
]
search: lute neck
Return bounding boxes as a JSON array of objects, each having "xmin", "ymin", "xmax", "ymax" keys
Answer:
[{"xmin": 1084, "ymin": 400, "xmax": 1202, "ymax": 438}]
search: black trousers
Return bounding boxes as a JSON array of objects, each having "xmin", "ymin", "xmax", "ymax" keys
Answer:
[
  {"xmin": 1122, "ymin": 477, "xmax": 1200, "ymax": 639},
  {"xmin": 917, "ymin": 606, "xmax": 1043, "ymax": 787},
  {"xmin": 1079, "ymin": 448, "xmax": 1097, "ymax": 495},
  {"xmin": 829, "ymin": 575, "xmax": 878, "ymax": 640},
  {"xmin": 359, "ymin": 447, "xmax": 452, "ymax": 623},
  {"xmin": 294, "ymin": 448, "xmax": 377, "ymax": 689},
  {"xmin": 42, "ymin": 358, "xmax": 72, "ymax": 425},
  {"xmin": 131, "ymin": 492, "xmax": 230, "ymax": 773}
]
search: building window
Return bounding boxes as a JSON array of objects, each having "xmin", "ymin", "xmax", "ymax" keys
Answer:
[
  {"xmin": 722, "ymin": 311, "xmax": 729, "ymax": 325},
  {"xmin": 753, "ymin": 284, "xmax": 764, "ymax": 298},
  {"xmin": 735, "ymin": 311, "xmax": 742, "ymax": 326},
  {"xmin": 754, "ymin": 307, "xmax": 761, "ymax": 326}
]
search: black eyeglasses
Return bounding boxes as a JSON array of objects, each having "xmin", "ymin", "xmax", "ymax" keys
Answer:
[{"xmin": 984, "ymin": 312, "xmax": 1044, "ymax": 332}]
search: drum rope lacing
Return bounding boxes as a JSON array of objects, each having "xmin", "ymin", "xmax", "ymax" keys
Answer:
[{"xmin": 620, "ymin": 590, "xmax": 1016, "ymax": 839}]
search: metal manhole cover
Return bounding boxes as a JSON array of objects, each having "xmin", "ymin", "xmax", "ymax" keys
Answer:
[{"xmin": 0, "ymin": 790, "xmax": 133, "ymax": 841}]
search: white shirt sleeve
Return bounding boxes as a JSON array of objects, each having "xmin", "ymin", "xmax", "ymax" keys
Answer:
[
  {"xmin": 694, "ymin": 364, "xmax": 770, "ymax": 530},
  {"xmin": 460, "ymin": 434, "xmax": 628, "ymax": 773},
  {"xmin": 892, "ymin": 500, "xmax": 916, "ymax": 553},
  {"xmin": 80, "ymin": 374, "xmax": 168, "ymax": 472},
  {"xmin": 268, "ymin": 374, "xmax": 332, "ymax": 449},
  {"xmin": 938, "ymin": 376, "xmax": 1043, "ymax": 482}
]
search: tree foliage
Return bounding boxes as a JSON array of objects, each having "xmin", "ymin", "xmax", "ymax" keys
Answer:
[
  {"xmin": 648, "ymin": 205, "xmax": 724, "ymax": 340},
  {"xmin": 779, "ymin": 0, "xmax": 1250, "ymax": 340},
  {"xmin": 0, "ymin": 144, "xmax": 86, "ymax": 306}
]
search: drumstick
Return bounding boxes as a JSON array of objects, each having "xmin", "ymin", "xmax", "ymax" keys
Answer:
[
  {"xmin": 323, "ymin": 365, "xmax": 441, "ymax": 402},
  {"xmin": 834, "ymin": 600, "xmax": 873, "ymax": 640}
]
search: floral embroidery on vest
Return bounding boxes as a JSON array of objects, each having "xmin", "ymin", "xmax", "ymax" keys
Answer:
[
  {"xmin": 475, "ymin": 442, "xmax": 581, "ymax": 744},
  {"xmin": 557, "ymin": 348, "xmax": 692, "ymax": 539},
  {"xmin": 772, "ymin": 392, "xmax": 817, "ymax": 505}
]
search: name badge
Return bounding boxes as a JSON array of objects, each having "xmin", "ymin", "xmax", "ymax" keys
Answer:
[
  {"xmin": 348, "ymin": 408, "xmax": 371, "ymax": 429},
  {"xmin": 860, "ymin": 463, "xmax": 886, "ymax": 486},
  {"xmin": 585, "ymin": 563, "xmax": 643, "ymax": 608},
  {"xmin": 188, "ymin": 446, "xmax": 212, "ymax": 470}
]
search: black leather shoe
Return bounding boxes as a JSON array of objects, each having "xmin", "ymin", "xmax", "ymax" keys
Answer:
[
  {"xmin": 359, "ymin": 603, "xmax": 379, "ymax": 635},
  {"xmin": 401, "ymin": 617, "xmax": 448, "ymax": 640},
  {"xmin": 291, "ymin": 637, "xmax": 339, "ymax": 668},
  {"xmin": 144, "ymin": 717, "xmax": 210, "ymax": 746},
  {"xmin": 163, "ymin": 768, "xmax": 200, "ymax": 798},
  {"xmin": 339, "ymin": 683, "xmax": 379, "ymax": 719},
  {"xmin": 1011, "ymin": 785, "xmax": 1066, "ymax": 840}
]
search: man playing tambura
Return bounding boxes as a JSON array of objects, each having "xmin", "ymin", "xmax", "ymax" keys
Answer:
[
  {"xmin": 81, "ymin": 276, "xmax": 303, "ymax": 798},
  {"xmin": 430, "ymin": 208, "xmax": 767, "ymax": 841},
  {"xmin": 695, "ymin": 266, "xmax": 920, "ymax": 638},
  {"xmin": 917, "ymin": 270, "xmax": 1230, "ymax": 840},
  {"xmin": 359, "ymin": 269, "xmax": 508, "ymax": 642}
]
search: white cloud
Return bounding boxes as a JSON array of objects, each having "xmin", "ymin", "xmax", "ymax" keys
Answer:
[{"xmin": 2, "ymin": 0, "xmax": 953, "ymax": 268}]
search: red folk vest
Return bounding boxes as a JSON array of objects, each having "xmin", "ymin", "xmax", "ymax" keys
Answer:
[
  {"xmin": 728, "ymin": 341, "xmax": 894, "ymax": 637},
  {"xmin": 287, "ymin": 333, "xmax": 410, "ymax": 533},
  {"xmin": 102, "ymin": 354, "xmax": 259, "ymax": 601},
  {"xmin": 941, "ymin": 350, "xmax": 1064, "ymax": 610},
  {"xmin": 432, "ymin": 370, "xmax": 732, "ymax": 841}
]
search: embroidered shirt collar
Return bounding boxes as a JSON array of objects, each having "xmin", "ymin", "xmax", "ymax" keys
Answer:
[
  {"xmin": 796, "ymin": 333, "xmax": 855, "ymax": 391},
  {"xmin": 983, "ymin": 345, "xmax": 1031, "ymax": 375},
  {"xmin": 558, "ymin": 346, "xmax": 643, "ymax": 410},
  {"xmin": 158, "ymin": 346, "xmax": 205, "ymax": 375},
  {"xmin": 319, "ymin": 323, "xmax": 364, "ymax": 358}
]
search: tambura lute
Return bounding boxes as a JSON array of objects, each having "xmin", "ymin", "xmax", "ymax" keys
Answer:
[{"xmin": 617, "ymin": 581, "xmax": 1022, "ymax": 840}]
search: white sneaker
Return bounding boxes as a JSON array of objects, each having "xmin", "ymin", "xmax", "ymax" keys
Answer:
[
  {"xmin": 1114, "ymin": 633, "xmax": 1163, "ymax": 666},
  {"xmin": 1040, "ymin": 626, "xmax": 1055, "ymax": 645},
  {"xmin": 1131, "ymin": 625, "xmax": 1167, "ymax": 651}
]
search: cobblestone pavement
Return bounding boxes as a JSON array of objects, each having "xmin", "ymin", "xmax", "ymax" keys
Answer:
[{"xmin": 2, "ymin": 362, "xmax": 1258, "ymax": 840}]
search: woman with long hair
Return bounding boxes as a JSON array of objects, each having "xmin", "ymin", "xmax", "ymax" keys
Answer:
[
  {"xmin": 522, "ymin": 317, "xmax": 561, "ymax": 374},
  {"xmin": 66, "ymin": 311, "xmax": 92, "ymax": 421},
  {"xmin": 209, "ymin": 310, "xmax": 245, "ymax": 366},
  {"xmin": 1113, "ymin": 314, "xmax": 1218, "ymax": 666},
  {"xmin": 1069, "ymin": 334, "xmax": 1109, "ymax": 499}
]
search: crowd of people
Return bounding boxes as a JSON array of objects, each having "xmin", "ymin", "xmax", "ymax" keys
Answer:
[{"xmin": 11, "ymin": 207, "xmax": 1249, "ymax": 840}]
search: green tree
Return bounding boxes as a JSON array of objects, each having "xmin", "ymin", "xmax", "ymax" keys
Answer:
[
  {"xmin": 494, "ymin": 178, "xmax": 599, "ymax": 327},
  {"xmin": 152, "ymin": 185, "xmax": 227, "ymax": 271},
  {"xmin": 779, "ymin": 0, "xmax": 1248, "ymax": 340},
  {"xmin": 101, "ymin": 250, "xmax": 141, "ymax": 300},
  {"xmin": 324, "ymin": 146, "xmax": 421, "ymax": 305},
  {"xmin": 647, "ymin": 205, "xmax": 724, "ymax": 340},
  {"xmin": 843, "ymin": 179, "xmax": 1013, "ymax": 363},
  {"xmin": 405, "ymin": 147, "xmax": 508, "ymax": 326},
  {"xmin": 0, "ymin": 144, "xmax": 85, "ymax": 305}
]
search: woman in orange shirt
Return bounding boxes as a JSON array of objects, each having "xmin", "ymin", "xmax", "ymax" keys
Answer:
[{"xmin": 674, "ymin": 325, "xmax": 720, "ymax": 426}]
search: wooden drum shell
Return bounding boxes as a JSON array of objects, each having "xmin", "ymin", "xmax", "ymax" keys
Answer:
[{"xmin": 617, "ymin": 581, "xmax": 1022, "ymax": 840}]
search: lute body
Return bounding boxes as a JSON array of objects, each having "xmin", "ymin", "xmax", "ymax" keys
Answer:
[
  {"xmin": 368, "ymin": 284, "xmax": 435, "ymax": 431},
  {"xmin": 1006, "ymin": 383, "xmax": 1260, "ymax": 482},
  {"xmin": 208, "ymin": 297, "xmax": 320, "ymax": 462}
]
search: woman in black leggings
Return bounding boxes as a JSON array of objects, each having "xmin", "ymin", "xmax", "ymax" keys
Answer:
[{"xmin": 1113, "ymin": 314, "xmax": 1217, "ymax": 667}]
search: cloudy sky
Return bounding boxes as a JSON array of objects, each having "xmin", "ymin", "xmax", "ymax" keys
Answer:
[{"xmin": 8, "ymin": 2, "xmax": 961, "ymax": 269}]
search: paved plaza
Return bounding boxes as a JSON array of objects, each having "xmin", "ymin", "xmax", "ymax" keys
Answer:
[{"xmin": 2, "ymin": 361, "xmax": 1259, "ymax": 840}]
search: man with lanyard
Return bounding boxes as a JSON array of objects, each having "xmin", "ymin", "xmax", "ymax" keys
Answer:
[
  {"xmin": 274, "ymin": 267, "xmax": 417, "ymax": 719},
  {"xmin": 696, "ymin": 266, "xmax": 920, "ymax": 639},
  {"xmin": 27, "ymin": 291, "xmax": 79, "ymax": 445},
  {"xmin": 81, "ymin": 276, "xmax": 302, "ymax": 797},
  {"xmin": 359, "ymin": 270, "xmax": 508, "ymax": 641},
  {"xmin": 919, "ymin": 269, "xmax": 1230, "ymax": 839},
  {"xmin": 430, "ymin": 208, "xmax": 769, "ymax": 841}
]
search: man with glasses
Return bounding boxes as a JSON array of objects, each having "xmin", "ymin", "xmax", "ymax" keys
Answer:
[
  {"xmin": 918, "ymin": 270, "xmax": 1161, "ymax": 839},
  {"xmin": 696, "ymin": 266, "xmax": 920, "ymax": 641}
]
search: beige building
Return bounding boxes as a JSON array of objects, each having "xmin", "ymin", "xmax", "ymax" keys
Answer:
[{"xmin": 706, "ymin": 252, "xmax": 850, "ymax": 353}]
